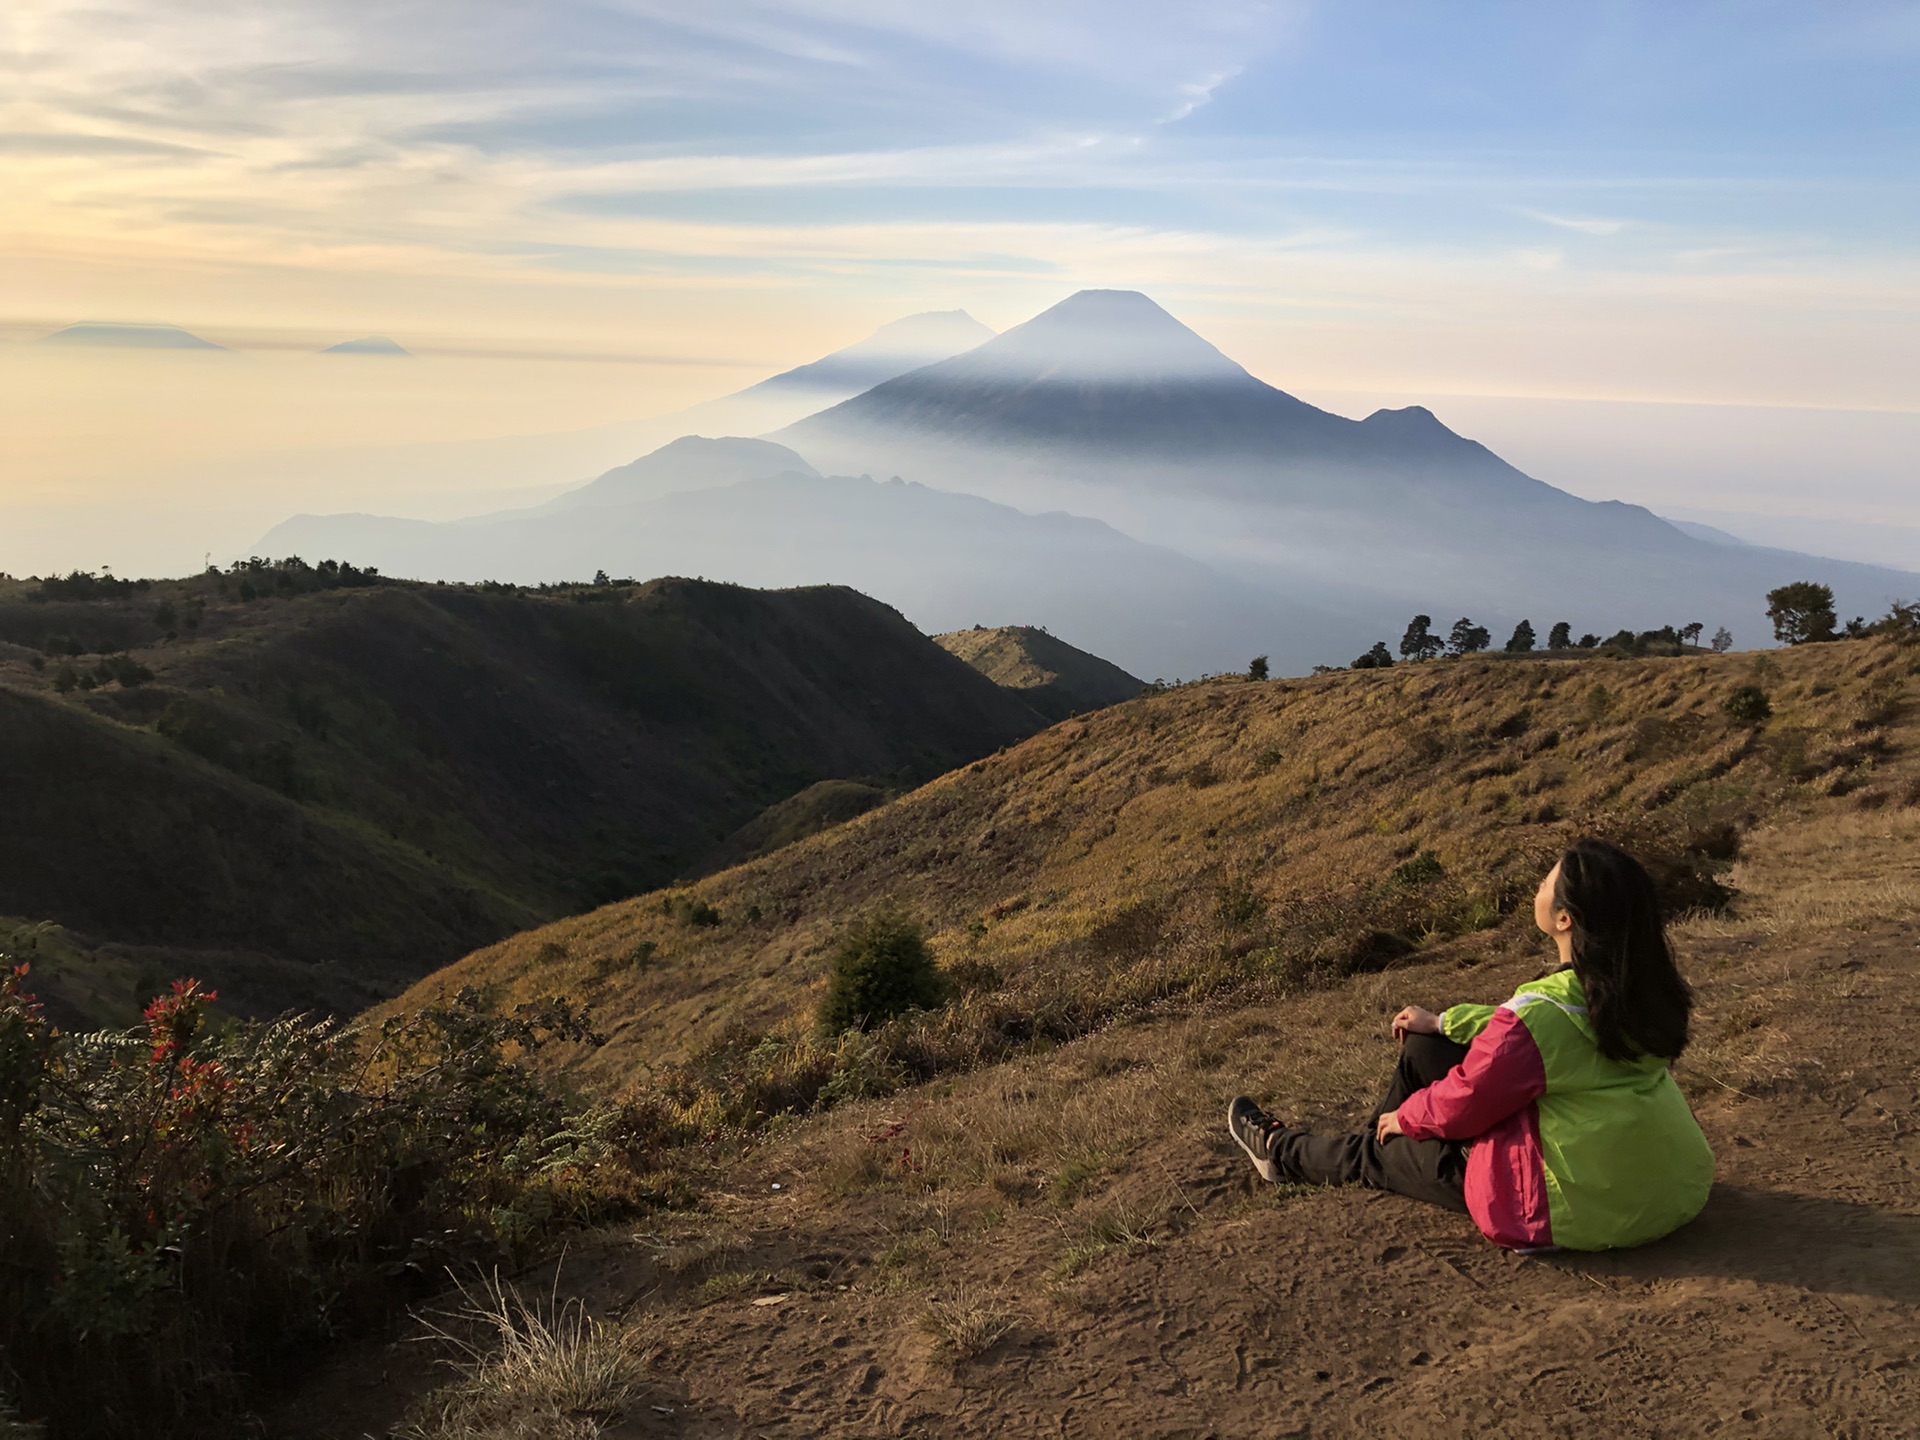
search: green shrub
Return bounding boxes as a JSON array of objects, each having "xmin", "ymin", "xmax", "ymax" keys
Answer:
[
  {"xmin": 1388, "ymin": 851, "xmax": 1444, "ymax": 888},
  {"xmin": 658, "ymin": 893, "xmax": 721, "ymax": 927},
  {"xmin": 0, "ymin": 966, "xmax": 631, "ymax": 1440},
  {"xmin": 817, "ymin": 911, "xmax": 945, "ymax": 1034},
  {"xmin": 1723, "ymin": 685, "xmax": 1773, "ymax": 724}
]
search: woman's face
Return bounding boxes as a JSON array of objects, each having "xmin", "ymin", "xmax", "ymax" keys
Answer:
[{"xmin": 1534, "ymin": 860, "xmax": 1565, "ymax": 938}]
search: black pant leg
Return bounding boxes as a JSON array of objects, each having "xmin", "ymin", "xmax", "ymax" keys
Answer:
[
  {"xmin": 1373, "ymin": 1032, "xmax": 1470, "ymax": 1119},
  {"xmin": 1270, "ymin": 1032, "xmax": 1471, "ymax": 1213}
]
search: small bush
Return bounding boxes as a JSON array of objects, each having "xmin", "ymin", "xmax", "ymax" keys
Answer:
[
  {"xmin": 1388, "ymin": 851, "xmax": 1444, "ymax": 888},
  {"xmin": 0, "ymin": 968, "xmax": 629, "ymax": 1439},
  {"xmin": 658, "ymin": 893, "xmax": 721, "ymax": 927},
  {"xmin": 1723, "ymin": 686, "xmax": 1773, "ymax": 724},
  {"xmin": 817, "ymin": 912, "xmax": 945, "ymax": 1035}
]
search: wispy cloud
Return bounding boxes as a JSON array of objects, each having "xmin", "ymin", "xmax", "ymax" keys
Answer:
[{"xmin": 1517, "ymin": 208, "xmax": 1627, "ymax": 236}]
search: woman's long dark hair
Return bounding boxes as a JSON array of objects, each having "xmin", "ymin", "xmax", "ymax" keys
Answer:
[{"xmin": 1554, "ymin": 838, "xmax": 1692, "ymax": 1062}]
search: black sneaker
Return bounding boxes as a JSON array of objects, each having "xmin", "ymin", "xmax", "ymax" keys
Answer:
[{"xmin": 1227, "ymin": 1096, "xmax": 1286, "ymax": 1184}]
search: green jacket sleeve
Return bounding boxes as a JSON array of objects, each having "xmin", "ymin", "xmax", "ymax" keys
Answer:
[{"xmin": 1440, "ymin": 1003, "xmax": 1499, "ymax": 1045}]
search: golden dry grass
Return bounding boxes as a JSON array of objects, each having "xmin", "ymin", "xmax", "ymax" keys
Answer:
[
  {"xmin": 390, "ymin": 637, "xmax": 1920, "ymax": 1124},
  {"xmin": 399, "ymin": 1272, "xmax": 653, "ymax": 1440},
  {"xmin": 919, "ymin": 1287, "xmax": 1017, "ymax": 1361}
]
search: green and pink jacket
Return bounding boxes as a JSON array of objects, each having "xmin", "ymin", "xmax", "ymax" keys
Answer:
[{"xmin": 1395, "ymin": 967, "xmax": 1715, "ymax": 1251}]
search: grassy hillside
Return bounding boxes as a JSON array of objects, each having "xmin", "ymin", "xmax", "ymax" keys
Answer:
[
  {"xmin": 394, "ymin": 634, "xmax": 1917, "ymax": 1102},
  {"xmin": 934, "ymin": 624, "xmax": 1144, "ymax": 720},
  {"xmin": 302, "ymin": 633, "xmax": 1920, "ymax": 1440},
  {"xmin": 0, "ymin": 566, "xmax": 1045, "ymax": 1024}
]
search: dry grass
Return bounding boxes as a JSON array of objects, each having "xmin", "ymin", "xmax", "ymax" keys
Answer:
[
  {"xmin": 919, "ymin": 1287, "xmax": 1017, "ymax": 1361},
  {"xmin": 1673, "ymin": 804, "xmax": 1920, "ymax": 941},
  {"xmin": 635, "ymin": 1220, "xmax": 749, "ymax": 1279},
  {"xmin": 370, "ymin": 637, "xmax": 1920, "ymax": 1224},
  {"xmin": 399, "ymin": 1272, "xmax": 652, "ymax": 1440},
  {"xmin": 1055, "ymin": 1203, "xmax": 1167, "ymax": 1277}
]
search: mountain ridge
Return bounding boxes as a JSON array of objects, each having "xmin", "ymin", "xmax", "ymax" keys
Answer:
[{"xmin": 0, "ymin": 570, "xmax": 1049, "ymax": 1024}]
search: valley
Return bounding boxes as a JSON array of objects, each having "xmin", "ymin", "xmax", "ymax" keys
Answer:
[{"xmin": 0, "ymin": 568, "xmax": 1052, "ymax": 1025}]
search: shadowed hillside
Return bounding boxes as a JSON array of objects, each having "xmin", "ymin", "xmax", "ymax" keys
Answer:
[
  {"xmin": 935, "ymin": 624, "xmax": 1144, "ymax": 720},
  {"xmin": 0, "ymin": 567, "xmax": 1046, "ymax": 1025}
]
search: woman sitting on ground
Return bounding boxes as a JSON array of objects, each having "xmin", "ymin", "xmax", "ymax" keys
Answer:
[{"xmin": 1228, "ymin": 837, "xmax": 1715, "ymax": 1251}]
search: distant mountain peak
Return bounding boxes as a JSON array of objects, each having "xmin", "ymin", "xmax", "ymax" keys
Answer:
[
  {"xmin": 543, "ymin": 435, "xmax": 818, "ymax": 513},
  {"xmin": 969, "ymin": 288, "xmax": 1249, "ymax": 383},
  {"xmin": 740, "ymin": 310, "xmax": 995, "ymax": 402},
  {"xmin": 321, "ymin": 335, "xmax": 411, "ymax": 357},
  {"xmin": 41, "ymin": 322, "xmax": 225, "ymax": 351},
  {"xmin": 850, "ymin": 310, "xmax": 993, "ymax": 357}
]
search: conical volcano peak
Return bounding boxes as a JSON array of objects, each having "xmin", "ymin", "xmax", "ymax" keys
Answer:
[{"xmin": 959, "ymin": 289, "xmax": 1251, "ymax": 383}]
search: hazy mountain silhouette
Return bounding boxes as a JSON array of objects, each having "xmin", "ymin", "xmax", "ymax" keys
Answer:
[
  {"xmin": 724, "ymin": 310, "xmax": 992, "ymax": 415},
  {"xmin": 778, "ymin": 291, "xmax": 1617, "ymax": 516},
  {"xmin": 41, "ymin": 322, "xmax": 225, "ymax": 351},
  {"xmin": 199, "ymin": 311, "xmax": 996, "ymax": 512},
  {"xmin": 254, "ymin": 290, "xmax": 1919, "ymax": 668},
  {"xmin": 261, "ymin": 457, "xmax": 1354, "ymax": 678},
  {"xmin": 320, "ymin": 335, "xmax": 411, "ymax": 356},
  {"xmin": 773, "ymin": 289, "xmax": 1918, "ymax": 642},
  {"xmin": 537, "ymin": 437, "xmax": 818, "ymax": 513}
]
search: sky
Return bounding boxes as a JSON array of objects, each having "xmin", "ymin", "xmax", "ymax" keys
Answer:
[{"xmin": 4, "ymin": 0, "xmax": 1918, "ymax": 575}]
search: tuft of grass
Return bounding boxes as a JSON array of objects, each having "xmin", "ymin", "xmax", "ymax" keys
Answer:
[
  {"xmin": 1055, "ymin": 1204, "xmax": 1164, "ymax": 1277},
  {"xmin": 400, "ymin": 1271, "xmax": 651, "ymax": 1440},
  {"xmin": 693, "ymin": 1271, "xmax": 755, "ymax": 1306},
  {"xmin": 1049, "ymin": 1149, "xmax": 1115, "ymax": 1206},
  {"xmin": 919, "ymin": 1289, "xmax": 1016, "ymax": 1362},
  {"xmin": 641, "ymin": 1223, "xmax": 747, "ymax": 1279}
]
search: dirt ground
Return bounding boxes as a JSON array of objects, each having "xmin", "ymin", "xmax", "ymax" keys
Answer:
[{"xmin": 283, "ymin": 859, "xmax": 1920, "ymax": 1440}]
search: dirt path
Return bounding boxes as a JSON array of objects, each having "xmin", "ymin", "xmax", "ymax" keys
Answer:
[{"xmin": 286, "ymin": 907, "xmax": 1919, "ymax": 1439}]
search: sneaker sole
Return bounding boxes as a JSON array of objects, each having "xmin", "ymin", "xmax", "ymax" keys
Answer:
[{"xmin": 1227, "ymin": 1099, "xmax": 1282, "ymax": 1184}]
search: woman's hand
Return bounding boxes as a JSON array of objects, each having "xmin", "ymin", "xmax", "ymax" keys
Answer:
[
  {"xmin": 1391, "ymin": 1005, "xmax": 1442, "ymax": 1041},
  {"xmin": 1376, "ymin": 1109, "xmax": 1405, "ymax": 1144}
]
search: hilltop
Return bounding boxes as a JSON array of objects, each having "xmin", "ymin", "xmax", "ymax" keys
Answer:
[
  {"xmin": 934, "ymin": 624, "xmax": 1144, "ymax": 720},
  {"xmin": 321, "ymin": 634, "xmax": 1920, "ymax": 1439},
  {"xmin": 0, "ymin": 567, "xmax": 1045, "ymax": 1025}
]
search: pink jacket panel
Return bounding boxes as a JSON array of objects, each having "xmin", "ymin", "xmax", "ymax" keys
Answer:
[{"xmin": 1396, "ymin": 1006, "xmax": 1554, "ymax": 1250}]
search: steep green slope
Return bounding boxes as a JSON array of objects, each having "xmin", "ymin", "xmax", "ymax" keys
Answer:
[{"xmin": 0, "ymin": 568, "xmax": 1045, "ymax": 1023}]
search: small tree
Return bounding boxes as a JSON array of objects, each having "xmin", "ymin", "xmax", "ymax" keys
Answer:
[
  {"xmin": 1399, "ymin": 615, "xmax": 1441, "ymax": 663},
  {"xmin": 1547, "ymin": 621, "xmax": 1572, "ymax": 650},
  {"xmin": 1446, "ymin": 617, "xmax": 1490, "ymax": 658},
  {"xmin": 1679, "ymin": 621, "xmax": 1704, "ymax": 646},
  {"xmin": 1246, "ymin": 655, "xmax": 1270, "ymax": 682},
  {"xmin": 817, "ymin": 911, "xmax": 945, "ymax": 1034},
  {"xmin": 1710, "ymin": 626, "xmax": 1734, "ymax": 654},
  {"xmin": 1351, "ymin": 641, "xmax": 1395, "ymax": 670},
  {"xmin": 1577, "ymin": 633, "xmax": 1600, "ymax": 649},
  {"xmin": 1504, "ymin": 619, "xmax": 1536, "ymax": 653},
  {"xmin": 1765, "ymin": 582, "xmax": 1837, "ymax": 645}
]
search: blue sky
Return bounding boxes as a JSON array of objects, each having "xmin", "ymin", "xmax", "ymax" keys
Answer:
[{"xmin": 6, "ymin": 1, "xmax": 1919, "ymax": 575}]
